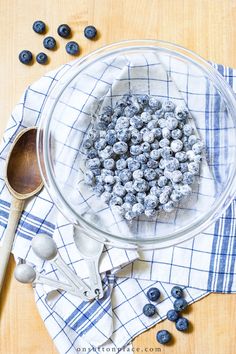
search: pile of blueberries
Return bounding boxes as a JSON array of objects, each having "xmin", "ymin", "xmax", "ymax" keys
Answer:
[
  {"xmin": 19, "ymin": 20, "xmax": 97, "ymax": 65},
  {"xmin": 143, "ymin": 285, "xmax": 189, "ymax": 345},
  {"xmin": 83, "ymin": 94, "xmax": 204, "ymax": 220}
]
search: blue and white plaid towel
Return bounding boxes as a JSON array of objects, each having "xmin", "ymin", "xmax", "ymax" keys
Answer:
[{"xmin": 0, "ymin": 53, "xmax": 236, "ymax": 354}]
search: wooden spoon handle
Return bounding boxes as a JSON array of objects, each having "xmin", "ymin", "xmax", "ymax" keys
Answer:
[{"xmin": 0, "ymin": 197, "xmax": 25, "ymax": 293}]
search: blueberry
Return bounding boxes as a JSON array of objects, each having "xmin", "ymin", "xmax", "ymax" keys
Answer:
[
  {"xmin": 159, "ymin": 138, "xmax": 170, "ymax": 148},
  {"xmin": 124, "ymin": 193, "xmax": 137, "ymax": 205},
  {"xmin": 150, "ymin": 149, "xmax": 161, "ymax": 160},
  {"xmin": 167, "ymin": 309, "xmax": 179, "ymax": 322},
  {"xmin": 127, "ymin": 159, "xmax": 141, "ymax": 172},
  {"xmin": 162, "ymin": 100, "xmax": 176, "ymax": 112},
  {"xmin": 43, "ymin": 36, "xmax": 56, "ymax": 50},
  {"xmin": 84, "ymin": 25, "xmax": 97, "ymax": 39},
  {"xmin": 113, "ymin": 141, "xmax": 128, "ymax": 155},
  {"xmin": 104, "ymin": 175, "xmax": 116, "ymax": 185},
  {"xmin": 174, "ymin": 298, "xmax": 188, "ymax": 312},
  {"xmin": 121, "ymin": 202, "xmax": 133, "ymax": 211},
  {"xmin": 183, "ymin": 124, "xmax": 193, "ymax": 136},
  {"xmin": 133, "ymin": 169, "xmax": 144, "ymax": 179},
  {"xmin": 116, "ymin": 129, "xmax": 131, "ymax": 142},
  {"xmin": 137, "ymin": 94, "xmax": 149, "ymax": 106},
  {"xmin": 87, "ymin": 149, "xmax": 98, "ymax": 159},
  {"xmin": 93, "ymin": 183, "xmax": 105, "ymax": 196},
  {"xmin": 94, "ymin": 139, "xmax": 106, "ymax": 150},
  {"xmin": 18, "ymin": 50, "xmax": 33, "ymax": 65},
  {"xmin": 171, "ymin": 170, "xmax": 183, "ymax": 183},
  {"xmin": 133, "ymin": 179, "xmax": 149, "ymax": 192},
  {"xmin": 145, "ymin": 209, "xmax": 157, "ymax": 217},
  {"xmin": 98, "ymin": 146, "xmax": 113, "ymax": 159},
  {"xmin": 103, "ymin": 158, "xmax": 115, "ymax": 170},
  {"xmin": 175, "ymin": 105, "xmax": 189, "ymax": 121},
  {"xmin": 143, "ymin": 303, "xmax": 156, "ymax": 317},
  {"xmin": 116, "ymin": 159, "xmax": 127, "ymax": 170},
  {"xmin": 188, "ymin": 135, "xmax": 198, "ymax": 146},
  {"xmin": 188, "ymin": 162, "xmax": 199, "ymax": 175},
  {"xmin": 162, "ymin": 127, "xmax": 171, "ymax": 139},
  {"xmin": 118, "ymin": 169, "xmax": 132, "ymax": 183},
  {"xmin": 32, "ymin": 20, "xmax": 46, "ymax": 34},
  {"xmin": 159, "ymin": 192, "xmax": 169, "ymax": 204},
  {"xmin": 100, "ymin": 191, "xmax": 112, "ymax": 203},
  {"xmin": 131, "ymin": 130, "xmax": 143, "ymax": 145},
  {"xmin": 183, "ymin": 172, "xmax": 194, "ymax": 184},
  {"xmin": 171, "ymin": 286, "xmax": 183, "ymax": 299},
  {"xmin": 156, "ymin": 330, "xmax": 171, "ymax": 345},
  {"xmin": 141, "ymin": 142, "xmax": 151, "ymax": 153},
  {"xmin": 66, "ymin": 41, "xmax": 79, "ymax": 55},
  {"xmin": 171, "ymin": 139, "xmax": 183, "ymax": 153},
  {"xmin": 175, "ymin": 151, "xmax": 187, "ymax": 162},
  {"xmin": 86, "ymin": 158, "xmax": 101, "ymax": 169},
  {"xmin": 36, "ymin": 52, "xmax": 48, "ymax": 64},
  {"xmin": 130, "ymin": 145, "xmax": 142, "ymax": 156},
  {"xmin": 147, "ymin": 287, "xmax": 161, "ymax": 301},
  {"xmin": 158, "ymin": 176, "xmax": 167, "ymax": 187},
  {"xmin": 148, "ymin": 97, "xmax": 161, "ymax": 109},
  {"xmin": 175, "ymin": 317, "xmax": 189, "ymax": 331},
  {"xmin": 170, "ymin": 190, "xmax": 183, "ymax": 202},
  {"xmin": 144, "ymin": 168, "xmax": 157, "ymax": 181},
  {"xmin": 160, "ymin": 147, "xmax": 172, "ymax": 159},
  {"xmin": 124, "ymin": 106, "xmax": 139, "ymax": 118},
  {"xmin": 144, "ymin": 195, "xmax": 158, "ymax": 209},
  {"xmin": 166, "ymin": 117, "xmax": 178, "ymax": 130},
  {"xmin": 57, "ymin": 24, "xmax": 71, "ymax": 38},
  {"xmin": 147, "ymin": 120, "xmax": 158, "ymax": 129},
  {"xmin": 129, "ymin": 116, "xmax": 143, "ymax": 129},
  {"xmin": 140, "ymin": 111, "xmax": 152, "ymax": 123},
  {"xmin": 132, "ymin": 203, "xmax": 145, "ymax": 216},
  {"xmin": 105, "ymin": 130, "xmax": 117, "ymax": 145},
  {"xmin": 154, "ymin": 108, "xmax": 164, "ymax": 118},
  {"xmin": 165, "ymin": 158, "xmax": 179, "ymax": 172},
  {"xmin": 162, "ymin": 201, "xmax": 175, "ymax": 213},
  {"xmin": 143, "ymin": 131, "xmax": 155, "ymax": 143},
  {"xmin": 180, "ymin": 162, "xmax": 188, "ymax": 173},
  {"xmin": 147, "ymin": 159, "xmax": 159, "ymax": 169},
  {"xmin": 192, "ymin": 142, "xmax": 204, "ymax": 154},
  {"xmin": 113, "ymin": 184, "xmax": 126, "ymax": 197},
  {"xmin": 171, "ymin": 128, "xmax": 182, "ymax": 140},
  {"xmin": 152, "ymin": 128, "xmax": 162, "ymax": 139},
  {"xmin": 109, "ymin": 196, "xmax": 123, "ymax": 206}
]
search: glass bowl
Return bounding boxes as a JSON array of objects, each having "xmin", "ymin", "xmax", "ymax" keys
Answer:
[{"xmin": 37, "ymin": 40, "xmax": 236, "ymax": 249}]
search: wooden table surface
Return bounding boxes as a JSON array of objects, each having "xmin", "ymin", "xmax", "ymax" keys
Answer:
[{"xmin": 0, "ymin": 0, "xmax": 236, "ymax": 353}]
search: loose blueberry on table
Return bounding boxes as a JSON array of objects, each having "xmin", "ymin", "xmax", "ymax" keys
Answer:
[
  {"xmin": 36, "ymin": 52, "xmax": 48, "ymax": 65},
  {"xmin": 19, "ymin": 50, "xmax": 33, "ymax": 65},
  {"xmin": 84, "ymin": 25, "xmax": 97, "ymax": 39},
  {"xmin": 83, "ymin": 94, "xmax": 204, "ymax": 220},
  {"xmin": 167, "ymin": 309, "xmax": 179, "ymax": 322},
  {"xmin": 65, "ymin": 41, "xmax": 80, "ymax": 55},
  {"xmin": 32, "ymin": 20, "xmax": 46, "ymax": 34},
  {"xmin": 43, "ymin": 36, "xmax": 57, "ymax": 50},
  {"xmin": 171, "ymin": 285, "xmax": 183, "ymax": 299},
  {"xmin": 156, "ymin": 330, "xmax": 172, "ymax": 344},
  {"xmin": 143, "ymin": 303, "xmax": 156, "ymax": 317},
  {"xmin": 175, "ymin": 317, "xmax": 189, "ymax": 331},
  {"xmin": 147, "ymin": 287, "xmax": 161, "ymax": 301},
  {"xmin": 57, "ymin": 24, "xmax": 71, "ymax": 38},
  {"xmin": 173, "ymin": 298, "xmax": 188, "ymax": 312}
]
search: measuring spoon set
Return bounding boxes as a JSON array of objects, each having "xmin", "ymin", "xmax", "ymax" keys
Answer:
[{"xmin": 14, "ymin": 232, "xmax": 104, "ymax": 301}]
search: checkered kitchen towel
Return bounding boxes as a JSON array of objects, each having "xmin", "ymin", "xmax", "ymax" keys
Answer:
[{"xmin": 0, "ymin": 50, "xmax": 236, "ymax": 354}]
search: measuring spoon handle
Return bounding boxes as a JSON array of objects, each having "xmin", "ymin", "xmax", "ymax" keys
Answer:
[
  {"xmin": 0, "ymin": 197, "xmax": 25, "ymax": 293},
  {"xmin": 86, "ymin": 257, "xmax": 103, "ymax": 299},
  {"xmin": 53, "ymin": 256, "xmax": 93, "ymax": 299}
]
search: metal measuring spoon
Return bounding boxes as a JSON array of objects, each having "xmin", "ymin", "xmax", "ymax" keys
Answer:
[
  {"xmin": 31, "ymin": 234, "xmax": 94, "ymax": 301},
  {"xmin": 14, "ymin": 263, "xmax": 85, "ymax": 296},
  {"xmin": 74, "ymin": 228, "xmax": 104, "ymax": 299},
  {"xmin": 0, "ymin": 127, "xmax": 43, "ymax": 293}
]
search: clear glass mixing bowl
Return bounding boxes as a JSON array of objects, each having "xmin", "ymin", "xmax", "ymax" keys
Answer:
[{"xmin": 37, "ymin": 40, "xmax": 236, "ymax": 249}]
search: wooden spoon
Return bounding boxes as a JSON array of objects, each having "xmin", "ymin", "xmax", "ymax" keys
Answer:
[{"xmin": 0, "ymin": 127, "xmax": 43, "ymax": 292}]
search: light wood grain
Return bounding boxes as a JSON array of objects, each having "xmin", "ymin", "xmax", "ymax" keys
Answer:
[{"xmin": 0, "ymin": 0, "xmax": 236, "ymax": 353}]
